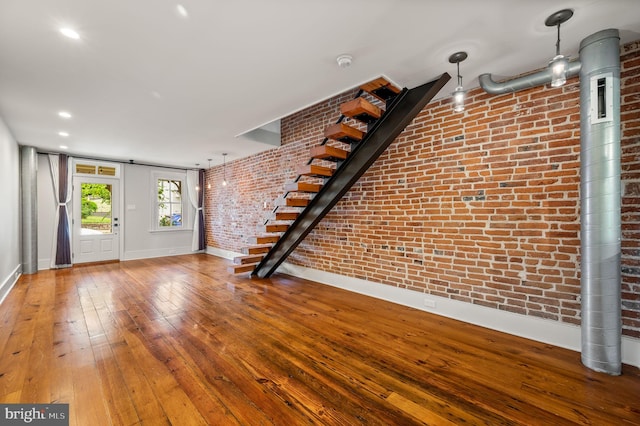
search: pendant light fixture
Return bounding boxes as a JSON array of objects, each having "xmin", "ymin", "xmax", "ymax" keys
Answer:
[
  {"xmin": 222, "ymin": 153, "xmax": 228, "ymax": 186},
  {"xmin": 545, "ymin": 9, "xmax": 573, "ymax": 88},
  {"xmin": 448, "ymin": 51, "xmax": 468, "ymax": 113},
  {"xmin": 195, "ymin": 163, "xmax": 200, "ymax": 191},
  {"xmin": 207, "ymin": 158, "xmax": 212, "ymax": 189}
]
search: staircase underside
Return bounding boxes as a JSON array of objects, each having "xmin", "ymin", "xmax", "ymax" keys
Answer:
[{"xmin": 252, "ymin": 73, "xmax": 451, "ymax": 278}]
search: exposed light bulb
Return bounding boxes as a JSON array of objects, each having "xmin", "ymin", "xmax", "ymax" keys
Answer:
[
  {"xmin": 58, "ymin": 111, "xmax": 72, "ymax": 119},
  {"xmin": 222, "ymin": 179, "xmax": 227, "ymax": 187},
  {"xmin": 549, "ymin": 55, "xmax": 568, "ymax": 87},
  {"xmin": 452, "ymin": 86, "xmax": 465, "ymax": 113}
]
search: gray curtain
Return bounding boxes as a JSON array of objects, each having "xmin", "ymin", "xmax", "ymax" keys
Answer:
[{"xmin": 54, "ymin": 154, "xmax": 72, "ymax": 266}]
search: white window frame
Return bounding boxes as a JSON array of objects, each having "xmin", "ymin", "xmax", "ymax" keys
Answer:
[
  {"xmin": 73, "ymin": 159, "xmax": 121, "ymax": 178},
  {"xmin": 151, "ymin": 170, "xmax": 190, "ymax": 232}
]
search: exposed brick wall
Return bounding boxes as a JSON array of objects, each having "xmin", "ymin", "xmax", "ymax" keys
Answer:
[
  {"xmin": 204, "ymin": 89, "xmax": 358, "ymax": 253},
  {"xmin": 205, "ymin": 40, "xmax": 640, "ymax": 339},
  {"xmin": 621, "ymin": 40, "xmax": 640, "ymax": 339},
  {"xmin": 291, "ymin": 80, "xmax": 583, "ymax": 322}
]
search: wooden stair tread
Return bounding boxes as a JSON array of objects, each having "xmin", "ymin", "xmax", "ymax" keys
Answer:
[
  {"xmin": 274, "ymin": 197, "xmax": 310, "ymax": 207},
  {"xmin": 262, "ymin": 224, "xmax": 289, "ymax": 233},
  {"xmin": 228, "ymin": 263, "xmax": 259, "ymax": 274},
  {"xmin": 244, "ymin": 244, "xmax": 272, "ymax": 255},
  {"xmin": 296, "ymin": 164, "xmax": 334, "ymax": 178},
  {"xmin": 233, "ymin": 254, "xmax": 264, "ymax": 265},
  {"xmin": 340, "ymin": 97, "xmax": 382, "ymax": 124},
  {"xmin": 309, "ymin": 145, "xmax": 349, "ymax": 162},
  {"xmin": 324, "ymin": 123, "xmax": 364, "ymax": 144},
  {"xmin": 284, "ymin": 182, "xmax": 323, "ymax": 193},
  {"xmin": 360, "ymin": 77, "xmax": 401, "ymax": 101},
  {"xmin": 274, "ymin": 212, "xmax": 299, "ymax": 221},
  {"xmin": 252, "ymin": 73, "xmax": 451, "ymax": 279},
  {"xmin": 248, "ymin": 235, "xmax": 280, "ymax": 244}
]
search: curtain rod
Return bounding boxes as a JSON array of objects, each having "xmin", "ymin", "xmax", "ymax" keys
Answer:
[{"xmin": 34, "ymin": 149, "xmax": 203, "ymax": 172}]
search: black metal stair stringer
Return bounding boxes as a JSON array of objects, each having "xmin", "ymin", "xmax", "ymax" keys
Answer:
[{"xmin": 252, "ymin": 73, "xmax": 451, "ymax": 278}]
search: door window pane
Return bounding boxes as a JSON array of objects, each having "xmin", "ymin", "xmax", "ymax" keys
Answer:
[{"xmin": 80, "ymin": 183, "xmax": 112, "ymax": 234}]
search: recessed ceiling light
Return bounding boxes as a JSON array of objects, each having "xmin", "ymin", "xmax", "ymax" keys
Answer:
[
  {"xmin": 176, "ymin": 4, "xmax": 189, "ymax": 18},
  {"xmin": 59, "ymin": 27, "xmax": 80, "ymax": 40},
  {"xmin": 58, "ymin": 131, "xmax": 69, "ymax": 137},
  {"xmin": 60, "ymin": 145, "xmax": 68, "ymax": 150},
  {"xmin": 58, "ymin": 111, "xmax": 72, "ymax": 119}
]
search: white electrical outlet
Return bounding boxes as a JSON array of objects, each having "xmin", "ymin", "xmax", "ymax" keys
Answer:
[{"xmin": 423, "ymin": 298, "xmax": 436, "ymax": 308}]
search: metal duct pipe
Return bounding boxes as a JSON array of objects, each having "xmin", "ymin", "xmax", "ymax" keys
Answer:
[
  {"xmin": 579, "ymin": 28, "xmax": 621, "ymax": 375},
  {"xmin": 478, "ymin": 29, "xmax": 622, "ymax": 374},
  {"xmin": 20, "ymin": 146, "xmax": 38, "ymax": 274},
  {"xmin": 479, "ymin": 61, "xmax": 581, "ymax": 94}
]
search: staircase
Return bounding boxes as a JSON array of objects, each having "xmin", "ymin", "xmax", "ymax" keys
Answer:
[{"xmin": 228, "ymin": 74, "xmax": 451, "ymax": 277}]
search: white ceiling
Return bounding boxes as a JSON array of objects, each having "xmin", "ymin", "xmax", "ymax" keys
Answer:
[{"xmin": 1, "ymin": 0, "xmax": 639, "ymax": 169}]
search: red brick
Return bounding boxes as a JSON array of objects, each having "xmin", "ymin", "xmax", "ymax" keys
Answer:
[{"xmin": 205, "ymin": 40, "xmax": 640, "ymax": 338}]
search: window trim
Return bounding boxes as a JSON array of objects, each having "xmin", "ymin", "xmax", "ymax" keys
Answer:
[{"xmin": 151, "ymin": 171, "xmax": 190, "ymax": 232}]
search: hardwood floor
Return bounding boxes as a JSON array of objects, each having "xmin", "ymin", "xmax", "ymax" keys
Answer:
[{"xmin": 1, "ymin": 254, "xmax": 639, "ymax": 425}]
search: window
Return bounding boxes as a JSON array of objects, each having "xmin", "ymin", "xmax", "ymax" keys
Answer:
[
  {"xmin": 75, "ymin": 163, "xmax": 117, "ymax": 176},
  {"xmin": 157, "ymin": 178, "xmax": 183, "ymax": 228},
  {"xmin": 150, "ymin": 170, "xmax": 189, "ymax": 232}
]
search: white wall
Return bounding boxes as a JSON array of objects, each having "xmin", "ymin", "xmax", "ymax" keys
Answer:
[
  {"xmin": 0, "ymin": 116, "xmax": 21, "ymax": 304},
  {"xmin": 122, "ymin": 164, "xmax": 194, "ymax": 260},
  {"xmin": 36, "ymin": 160, "xmax": 195, "ymax": 267}
]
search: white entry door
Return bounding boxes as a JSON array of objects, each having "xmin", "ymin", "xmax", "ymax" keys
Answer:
[{"xmin": 72, "ymin": 176, "xmax": 120, "ymax": 263}]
